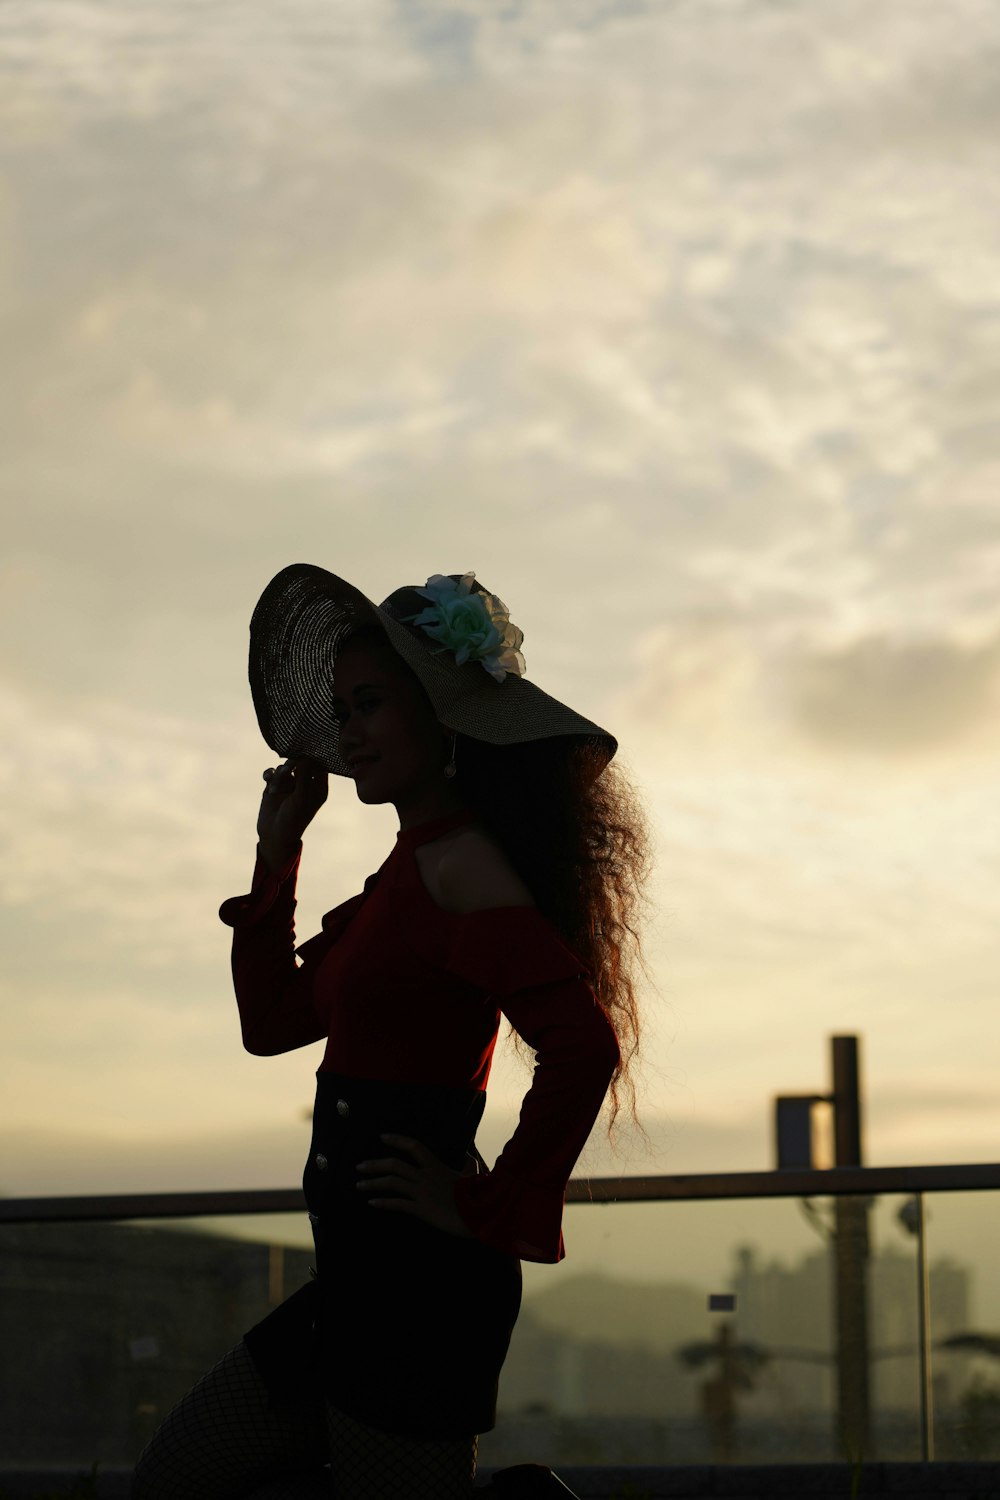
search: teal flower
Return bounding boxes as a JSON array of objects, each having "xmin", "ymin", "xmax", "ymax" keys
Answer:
[{"xmin": 401, "ymin": 571, "xmax": 526, "ymax": 682}]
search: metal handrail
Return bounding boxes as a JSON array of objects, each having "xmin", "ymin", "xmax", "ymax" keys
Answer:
[{"xmin": 1, "ymin": 1161, "xmax": 998, "ymax": 1224}]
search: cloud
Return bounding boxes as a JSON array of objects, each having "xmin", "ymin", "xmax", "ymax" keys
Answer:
[
  {"xmin": 611, "ymin": 607, "xmax": 1000, "ymax": 765},
  {"xmin": 870, "ymin": 1079, "xmax": 1000, "ymax": 1151},
  {"xmin": 3, "ymin": 0, "xmax": 999, "ymax": 674},
  {"xmin": 0, "ymin": 681, "xmax": 392, "ymax": 964},
  {"xmin": 4, "ymin": 0, "xmax": 998, "ymax": 499},
  {"xmin": 782, "ymin": 628, "xmax": 1000, "ymax": 755},
  {"xmin": 2, "ymin": 0, "xmax": 1000, "ymax": 1195}
]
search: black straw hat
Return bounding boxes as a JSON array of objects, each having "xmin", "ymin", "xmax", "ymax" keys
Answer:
[{"xmin": 248, "ymin": 564, "xmax": 617, "ymax": 779}]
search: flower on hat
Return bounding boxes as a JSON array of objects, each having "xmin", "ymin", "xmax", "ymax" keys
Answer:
[{"xmin": 401, "ymin": 571, "xmax": 526, "ymax": 683}]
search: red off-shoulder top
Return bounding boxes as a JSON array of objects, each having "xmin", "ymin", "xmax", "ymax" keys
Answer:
[{"xmin": 218, "ymin": 805, "xmax": 621, "ymax": 1263}]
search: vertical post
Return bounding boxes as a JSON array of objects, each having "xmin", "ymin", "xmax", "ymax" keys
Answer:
[
  {"xmin": 916, "ymin": 1193, "xmax": 935, "ymax": 1461},
  {"xmin": 700, "ymin": 1320, "xmax": 738, "ymax": 1463},
  {"xmin": 832, "ymin": 1036, "xmax": 863, "ymax": 1167},
  {"xmin": 831, "ymin": 1035, "xmax": 871, "ymax": 1462}
]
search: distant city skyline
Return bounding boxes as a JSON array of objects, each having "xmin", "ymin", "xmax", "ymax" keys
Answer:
[{"xmin": 3, "ymin": 1219, "xmax": 991, "ymax": 1467}]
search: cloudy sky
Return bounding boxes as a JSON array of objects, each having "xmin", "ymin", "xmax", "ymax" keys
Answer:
[{"xmin": 2, "ymin": 0, "xmax": 999, "ymax": 1299}]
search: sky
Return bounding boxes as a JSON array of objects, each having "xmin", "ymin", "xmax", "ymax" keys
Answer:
[{"xmin": 1, "ymin": 0, "xmax": 999, "ymax": 1306}]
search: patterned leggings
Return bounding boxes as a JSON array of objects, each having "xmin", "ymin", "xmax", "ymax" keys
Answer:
[{"xmin": 130, "ymin": 1339, "xmax": 480, "ymax": 1500}]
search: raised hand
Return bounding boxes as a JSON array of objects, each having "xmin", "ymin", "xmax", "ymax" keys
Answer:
[{"xmin": 257, "ymin": 755, "xmax": 329, "ymax": 870}]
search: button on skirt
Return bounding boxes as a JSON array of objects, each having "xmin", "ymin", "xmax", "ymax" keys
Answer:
[{"xmin": 243, "ymin": 1072, "xmax": 523, "ymax": 1441}]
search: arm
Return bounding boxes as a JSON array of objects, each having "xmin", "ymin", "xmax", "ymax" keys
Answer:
[
  {"xmin": 452, "ymin": 972, "xmax": 620, "ymax": 1262},
  {"xmin": 218, "ymin": 841, "xmax": 326, "ymax": 1055},
  {"xmin": 219, "ymin": 754, "xmax": 335, "ymax": 1055},
  {"xmin": 434, "ymin": 833, "xmax": 621, "ymax": 1261}
]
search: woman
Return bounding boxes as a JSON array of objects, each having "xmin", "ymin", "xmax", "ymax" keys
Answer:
[{"xmin": 132, "ymin": 566, "xmax": 652, "ymax": 1500}]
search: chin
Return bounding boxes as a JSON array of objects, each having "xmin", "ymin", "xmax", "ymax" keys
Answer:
[{"xmin": 354, "ymin": 781, "xmax": 391, "ymax": 805}]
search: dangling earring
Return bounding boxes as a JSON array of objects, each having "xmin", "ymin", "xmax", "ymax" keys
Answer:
[{"xmin": 443, "ymin": 731, "xmax": 457, "ymax": 780}]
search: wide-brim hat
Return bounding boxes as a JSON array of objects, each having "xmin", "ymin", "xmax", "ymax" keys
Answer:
[{"xmin": 248, "ymin": 563, "xmax": 617, "ymax": 779}]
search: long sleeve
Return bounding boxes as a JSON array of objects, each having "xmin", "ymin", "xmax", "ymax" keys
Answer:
[
  {"xmin": 409, "ymin": 908, "xmax": 621, "ymax": 1263},
  {"xmin": 453, "ymin": 973, "xmax": 620, "ymax": 1263},
  {"xmin": 217, "ymin": 842, "xmax": 327, "ymax": 1056}
]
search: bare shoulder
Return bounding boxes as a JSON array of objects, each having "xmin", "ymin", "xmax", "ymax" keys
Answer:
[{"xmin": 435, "ymin": 826, "xmax": 537, "ymax": 914}]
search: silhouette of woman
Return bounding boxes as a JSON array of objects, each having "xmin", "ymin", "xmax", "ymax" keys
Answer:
[{"xmin": 131, "ymin": 566, "xmax": 650, "ymax": 1499}]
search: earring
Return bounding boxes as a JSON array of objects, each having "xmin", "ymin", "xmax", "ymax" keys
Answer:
[{"xmin": 443, "ymin": 732, "xmax": 457, "ymax": 780}]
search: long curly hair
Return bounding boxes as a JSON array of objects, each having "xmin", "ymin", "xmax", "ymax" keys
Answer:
[
  {"xmin": 347, "ymin": 622, "xmax": 657, "ymax": 1157},
  {"xmin": 453, "ymin": 731, "xmax": 656, "ymax": 1157}
]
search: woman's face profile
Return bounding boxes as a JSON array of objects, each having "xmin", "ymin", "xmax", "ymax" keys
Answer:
[{"xmin": 331, "ymin": 639, "xmax": 450, "ymax": 807}]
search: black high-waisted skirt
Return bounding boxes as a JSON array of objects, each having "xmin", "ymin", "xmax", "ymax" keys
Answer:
[{"xmin": 243, "ymin": 1071, "xmax": 523, "ymax": 1441}]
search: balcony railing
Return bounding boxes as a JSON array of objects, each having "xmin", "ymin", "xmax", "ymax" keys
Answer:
[
  {"xmin": 3, "ymin": 1160, "xmax": 998, "ymax": 1224},
  {"xmin": 2, "ymin": 1162, "xmax": 999, "ymax": 1482}
]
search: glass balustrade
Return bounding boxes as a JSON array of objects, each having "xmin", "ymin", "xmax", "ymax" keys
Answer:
[
  {"xmin": 919, "ymin": 1188, "xmax": 1000, "ymax": 1462},
  {"xmin": 0, "ymin": 1186, "xmax": 996, "ymax": 1472}
]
